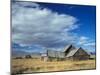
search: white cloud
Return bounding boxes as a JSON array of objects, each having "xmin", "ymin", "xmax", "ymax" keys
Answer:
[
  {"xmin": 84, "ymin": 42, "xmax": 95, "ymax": 46},
  {"xmin": 12, "ymin": 2, "xmax": 79, "ymax": 48},
  {"xmin": 78, "ymin": 36, "xmax": 89, "ymax": 45},
  {"xmin": 77, "ymin": 36, "xmax": 95, "ymax": 49}
]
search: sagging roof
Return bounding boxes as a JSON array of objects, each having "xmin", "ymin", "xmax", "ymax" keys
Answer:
[
  {"xmin": 63, "ymin": 44, "xmax": 76, "ymax": 52},
  {"xmin": 66, "ymin": 47, "xmax": 90, "ymax": 57},
  {"xmin": 47, "ymin": 50, "xmax": 65, "ymax": 58},
  {"xmin": 45, "ymin": 45, "xmax": 90, "ymax": 58},
  {"xmin": 66, "ymin": 48, "xmax": 79, "ymax": 57}
]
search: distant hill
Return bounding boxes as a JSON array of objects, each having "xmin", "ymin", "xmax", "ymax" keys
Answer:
[
  {"xmin": 12, "ymin": 50, "xmax": 41, "ymax": 58},
  {"xmin": 12, "ymin": 50, "xmax": 29, "ymax": 57},
  {"xmin": 90, "ymin": 52, "xmax": 96, "ymax": 55}
]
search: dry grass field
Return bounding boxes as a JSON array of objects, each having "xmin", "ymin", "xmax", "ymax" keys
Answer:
[{"xmin": 11, "ymin": 59, "xmax": 96, "ymax": 74}]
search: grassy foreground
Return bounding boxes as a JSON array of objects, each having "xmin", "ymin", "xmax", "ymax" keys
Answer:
[{"xmin": 12, "ymin": 59, "xmax": 96, "ymax": 74}]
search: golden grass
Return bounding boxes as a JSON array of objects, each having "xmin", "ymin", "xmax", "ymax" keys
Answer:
[{"xmin": 11, "ymin": 59, "xmax": 96, "ymax": 74}]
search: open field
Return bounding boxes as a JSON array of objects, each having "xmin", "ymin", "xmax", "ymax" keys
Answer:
[{"xmin": 12, "ymin": 59, "xmax": 96, "ymax": 74}]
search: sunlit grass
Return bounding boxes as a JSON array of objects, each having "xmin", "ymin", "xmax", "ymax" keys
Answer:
[{"xmin": 12, "ymin": 59, "xmax": 96, "ymax": 74}]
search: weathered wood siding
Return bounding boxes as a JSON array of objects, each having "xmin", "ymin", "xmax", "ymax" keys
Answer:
[
  {"xmin": 47, "ymin": 50, "xmax": 65, "ymax": 58},
  {"xmin": 73, "ymin": 49, "xmax": 90, "ymax": 60}
]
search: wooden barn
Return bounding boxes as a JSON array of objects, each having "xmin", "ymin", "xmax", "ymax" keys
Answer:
[
  {"xmin": 63, "ymin": 45, "xmax": 90, "ymax": 60},
  {"xmin": 42, "ymin": 44, "xmax": 90, "ymax": 61}
]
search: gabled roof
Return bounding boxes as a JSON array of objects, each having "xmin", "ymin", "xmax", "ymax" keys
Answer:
[
  {"xmin": 63, "ymin": 44, "xmax": 72, "ymax": 52},
  {"xmin": 66, "ymin": 48, "xmax": 79, "ymax": 57},
  {"xmin": 47, "ymin": 50, "xmax": 65, "ymax": 58},
  {"xmin": 66, "ymin": 47, "xmax": 90, "ymax": 57},
  {"xmin": 63, "ymin": 44, "xmax": 76, "ymax": 52}
]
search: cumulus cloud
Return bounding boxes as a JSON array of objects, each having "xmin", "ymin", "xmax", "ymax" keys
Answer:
[
  {"xmin": 84, "ymin": 42, "xmax": 95, "ymax": 46},
  {"xmin": 77, "ymin": 36, "xmax": 95, "ymax": 49},
  {"xmin": 12, "ymin": 1, "xmax": 79, "ymax": 49},
  {"xmin": 78, "ymin": 36, "xmax": 89, "ymax": 45}
]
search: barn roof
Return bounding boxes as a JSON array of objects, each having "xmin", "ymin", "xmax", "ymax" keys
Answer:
[
  {"xmin": 47, "ymin": 50, "xmax": 65, "ymax": 58},
  {"xmin": 66, "ymin": 48, "xmax": 79, "ymax": 57},
  {"xmin": 63, "ymin": 44, "xmax": 72, "ymax": 52},
  {"xmin": 63, "ymin": 44, "xmax": 76, "ymax": 52},
  {"xmin": 66, "ymin": 47, "xmax": 90, "ymax": 57}
]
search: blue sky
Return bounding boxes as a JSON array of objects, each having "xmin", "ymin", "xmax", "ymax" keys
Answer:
[
  {"xmin": 38, "ymin": 2, "xmax": 96, "ymax": 39},
  {"xmin": 12, "ymin": 1, "xmax": 96, "ymax": 53}
]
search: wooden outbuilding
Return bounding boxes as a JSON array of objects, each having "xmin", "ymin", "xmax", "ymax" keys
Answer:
[{"xmin": 43, "ymin": 44, "xmax": 90, "ymax": 61}]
